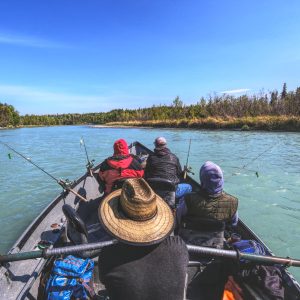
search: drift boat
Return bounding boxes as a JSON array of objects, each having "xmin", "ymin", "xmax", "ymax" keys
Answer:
[{"xmin": 0, "ymin": 141, "xmax": 300, "ymax": 300}]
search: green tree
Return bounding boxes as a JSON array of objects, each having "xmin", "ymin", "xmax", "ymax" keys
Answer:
[
  {"xmin": 172, "ymin": 96, "xmax": 183, "ymax": 108},
  {"xmin": 281, "ymin": 83, "xmax": 287, "ymax": 99}
]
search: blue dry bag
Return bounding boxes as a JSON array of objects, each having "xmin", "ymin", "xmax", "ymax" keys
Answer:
[
  {"xmin": 45, "ymin": 255, "xmax": 94, "ymax": 300},
  {"xmin": 232, "ymin": 239, "xmax": 266, "ymax": 263}
]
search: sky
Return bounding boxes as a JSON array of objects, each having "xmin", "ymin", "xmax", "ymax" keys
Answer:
[{"xmin": 0, "ymin": 0, "xmax": 300, "ymax": 115}]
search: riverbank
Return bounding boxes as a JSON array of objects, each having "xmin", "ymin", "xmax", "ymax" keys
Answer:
[
  {"xmin": 2, "ymin": 116, "xmax": 300, "ymax": 132},
  {"xmin": 99, "ymin": 116, "xmax": 300, "ymax": 131}
]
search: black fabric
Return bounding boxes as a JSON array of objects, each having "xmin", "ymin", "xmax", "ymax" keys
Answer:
[
  {"xmin": 180, "ymin": 217, "xmax": 225, "ymax": 249},
  {"xmin": 145, "ymin": 148, "xmax": 182, "ymax": 185},
  {"xmin": 240, "ymin": 265, "xmax": 284, "ymax": 299},
  {"xmin": 98, "ymin": 236, "xmax": 189, "ymax": 300}
]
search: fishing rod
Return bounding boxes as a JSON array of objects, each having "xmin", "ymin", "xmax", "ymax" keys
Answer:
[
  {"xmin": 0, "ymin": 141, "xmax": 88, "ymax": 202},
  {"xmin": 80, "ymin": 137, "xmax": 94, "ymax": 177},
  {"xmin": 1, "ymin": 240, "xmax": 300, "ymax": 268},
  {"xmin": 229, "ymin": 142, "xmax": 279, "ymax": 178},
  {"xmin": 183, "ymin": 138, "xmax": 194, "ymax": 179}
]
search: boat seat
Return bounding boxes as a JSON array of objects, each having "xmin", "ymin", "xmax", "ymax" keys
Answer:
[
  {"xmin": 146, "ymin": 178, "xmax": 176, "ymax": 209},
  {"xmin": 62, "ymin": 204, "xmax": 111, "ymax": 258}
]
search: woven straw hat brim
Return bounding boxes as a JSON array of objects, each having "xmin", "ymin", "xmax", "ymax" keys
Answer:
[{"xmin": 98, "ymin": 189, "xmax": 175, "ymax": 245}]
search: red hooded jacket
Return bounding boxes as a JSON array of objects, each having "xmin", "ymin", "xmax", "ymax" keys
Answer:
[{"xmin": 99, "ymin": 139, "xmax": 144, "ymax": 194}]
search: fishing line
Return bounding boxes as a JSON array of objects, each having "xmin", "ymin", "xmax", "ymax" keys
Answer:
[
  {"xmin": 0, "ymin": 141, "xmax": 58, "ymax": 183},
  {"xmin": 0, "ymin": 141, "xmax": 88, "ymax": 202},
  {"xmin": 225, "ymin": 141, "xmax": 281, "ymax": 183}
]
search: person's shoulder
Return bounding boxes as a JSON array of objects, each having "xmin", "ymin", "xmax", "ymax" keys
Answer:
[
  {"xmin": 163, "ymin": 236, "xmax": 187, "ymax": 250},
  {"xmin": 223, "ymin": 191, "xmax": 238, "ymax": 200},
  {"xmin": 162, "ymin": 236, "xmax": 189, "ymax": 262},
  {"xmin": 169, "ymin": 151, "xmax": 180, "ymax": 160},
  {"xmin": 222, "ymin": 191, "xmax": 238, "ymax": 203}
]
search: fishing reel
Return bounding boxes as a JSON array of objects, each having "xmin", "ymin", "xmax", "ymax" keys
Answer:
[
  {"xmin": 86, "ymin": 159, "xmax": 95, "ymax": 170},
  {"xmin": 58, "ymin": 179, "xmax": 74, "ymax": 191},
  {"xmin": 184, "ymin": 165, "xmax": 195, "ymax": 175}
]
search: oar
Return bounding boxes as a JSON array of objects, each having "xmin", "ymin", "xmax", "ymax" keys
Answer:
[
  {"xmin": 0, "ymin": 240, "xmax": 117, "ymax": 263},
  {"xmin": 187, "ymin": 244, "xmax": 300, "ymax": 267},
  {"xmin": 1, "ymin": 241, "xmax": 300, "ymax": 267},
  {"xmin": 0, "ymin": 141, "xmax": 88, "ymax": 202}
]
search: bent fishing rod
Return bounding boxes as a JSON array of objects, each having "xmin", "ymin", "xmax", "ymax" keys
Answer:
[
  {"xmin": 1, "ymin": 240, "xmax": 300, "ymax": 268},
  {"xmin": 0, "ymin": 141, "xmax": 88, "ymax": 202},
  {"xmin": 80, "ymin": 137, "xmax": 94, "ymax": 177},
  {"xmin": 183, "ymin": 138, "xmax": 195, "ymax": 179}
]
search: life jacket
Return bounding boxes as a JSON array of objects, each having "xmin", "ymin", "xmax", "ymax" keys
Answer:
[
  {"xmin": 185, "ymin": 190, "xmax": 238, "ymax": 224},
  {"xmin": 99, "ymin": 155, "xmax": 144, "ymax": 194}
]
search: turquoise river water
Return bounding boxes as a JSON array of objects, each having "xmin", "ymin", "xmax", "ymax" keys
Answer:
[{"xmin": 0, "ymin": 126, "xmax": 300, "ymax": 280}]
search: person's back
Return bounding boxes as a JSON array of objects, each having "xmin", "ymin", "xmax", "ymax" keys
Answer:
[
  {"xmin": 145, "ymin": 137, "xmax": 182, "ymax": 185},
  {"xmin": 185, "ymin": 189, "xmax": 238, "ymax": 224},
  {"xmin": 98, "ymin": 178, "xmax": 188, "ymax": 300},
  {"xmin": 145, "ymin": 137, "xmax": 192, "ymax": 223},
  {"xmin": 185, "ymin": 161, "xmax": 238, "ymax": 225},
  {"xmin": 181, "ymin": 161, "xmax": 238, "ymax": 248},
  {"xmin": 99, "ymin": 139, "xmax": 144, "ymax": 194},
  {"xmin": 99, "ymin": 236, "xmax": 188, "ymax": 300}
]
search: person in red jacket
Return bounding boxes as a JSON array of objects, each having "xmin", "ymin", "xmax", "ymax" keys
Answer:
[{"xmin": 99, "ymin": 139, "xmax": 144, "ymax": 194}]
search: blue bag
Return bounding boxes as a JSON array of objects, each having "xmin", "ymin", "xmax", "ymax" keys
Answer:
[
  {"xmin": 232, "ymin": 239, "xmax": 266, "ymax": 263},
  {"xmin": 45, "ymin": 255, "xmax": 94, "ymax": 300}
]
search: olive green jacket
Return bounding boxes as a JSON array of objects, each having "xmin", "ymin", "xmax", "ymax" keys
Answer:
[{"xmin": 185, "ymin": 190, "xmax": 238, "ymax": 224}]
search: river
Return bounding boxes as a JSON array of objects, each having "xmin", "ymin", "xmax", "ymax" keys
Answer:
[{"xmin": 0, "ymin": 125, "xmax": 300, "ymax": 280}]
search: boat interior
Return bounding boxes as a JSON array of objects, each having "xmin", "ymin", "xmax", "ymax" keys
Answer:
[{"xmin": 1, "ymin": 141, "xmax": 300, "ymax": 300}]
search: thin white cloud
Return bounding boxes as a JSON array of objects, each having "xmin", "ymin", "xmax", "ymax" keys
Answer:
[
  {"xmin": 0, "ymin": 84, "xmax": 159, "ymax": 114},
  {"xmin": 0, "ymin": 84, "xmax": 107, "ymax": 111},
  {"xmin": 220, "ymin": 88, "xmax": 250, "ymax": 94},
  {"xmin": 0, "ymin": 31, "xmax": 67, "ymax": 48}
]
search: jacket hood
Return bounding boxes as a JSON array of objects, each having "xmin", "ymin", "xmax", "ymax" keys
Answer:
[
  {"xmin": 200, "ymin": 161, "xmax": 224, "ymax": 196},
  {"xmin": 113, "ymin": 139, "xmax": 129, "ymax": 156}
]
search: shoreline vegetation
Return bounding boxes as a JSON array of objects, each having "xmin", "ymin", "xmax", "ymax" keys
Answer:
[
  {"xmin": 1, "ymin": 83, "xmax": 300, "ymax": 132},
  {"xmin": 94, "ymin": 116, "xmax": 300, "ymax": 131}
]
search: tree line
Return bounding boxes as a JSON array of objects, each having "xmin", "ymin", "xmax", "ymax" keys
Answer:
[
  {"xmin": 1, "ymin": 83, "xmax": 300, "ymax": 127},
  {"xmin": 0, "ymin": 103, "xmax": 20, "ymax": 127}
]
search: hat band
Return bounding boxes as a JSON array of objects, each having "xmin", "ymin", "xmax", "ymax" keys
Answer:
[{"xmin": 118, "ymin": 201, "xmax": 158, "ymax": 221}]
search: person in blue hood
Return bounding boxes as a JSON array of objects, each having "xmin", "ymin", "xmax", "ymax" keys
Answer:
[{"xmin": 185, "ymin": 161, "xmax": 238, "ymax": 227}]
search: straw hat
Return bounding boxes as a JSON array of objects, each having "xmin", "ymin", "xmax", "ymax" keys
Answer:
[{"xmin": 98, "ymin": 178, "xmax": 174, "ymax": 245}]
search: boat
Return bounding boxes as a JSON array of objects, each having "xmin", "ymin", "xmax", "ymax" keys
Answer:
[{"xmin": 1, "ymin": 141, "xmax": 300, "ymax": 299}]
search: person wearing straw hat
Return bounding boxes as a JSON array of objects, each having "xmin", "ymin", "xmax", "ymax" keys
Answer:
[{"xmin": 98, "ymin": 178, "xmax": 189, "ymax": 300}]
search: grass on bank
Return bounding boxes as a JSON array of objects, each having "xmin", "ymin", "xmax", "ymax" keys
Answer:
[{"xmin": 105, "ymin": 116, "xmax": 300, "ymax": 131}]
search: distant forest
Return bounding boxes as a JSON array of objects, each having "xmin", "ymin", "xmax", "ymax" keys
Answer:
[
  {"xmin": 1, "ymin": 83, "xmax": 300, "ymax": 129},
  {"xmin": 0, "ymin": 103, "xmax": 20, "ymax": 127}
]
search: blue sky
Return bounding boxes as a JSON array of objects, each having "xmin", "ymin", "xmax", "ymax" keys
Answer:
[{"xmin": 0, "ymin": 0, "xmax": 300, "ymax": 115}]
